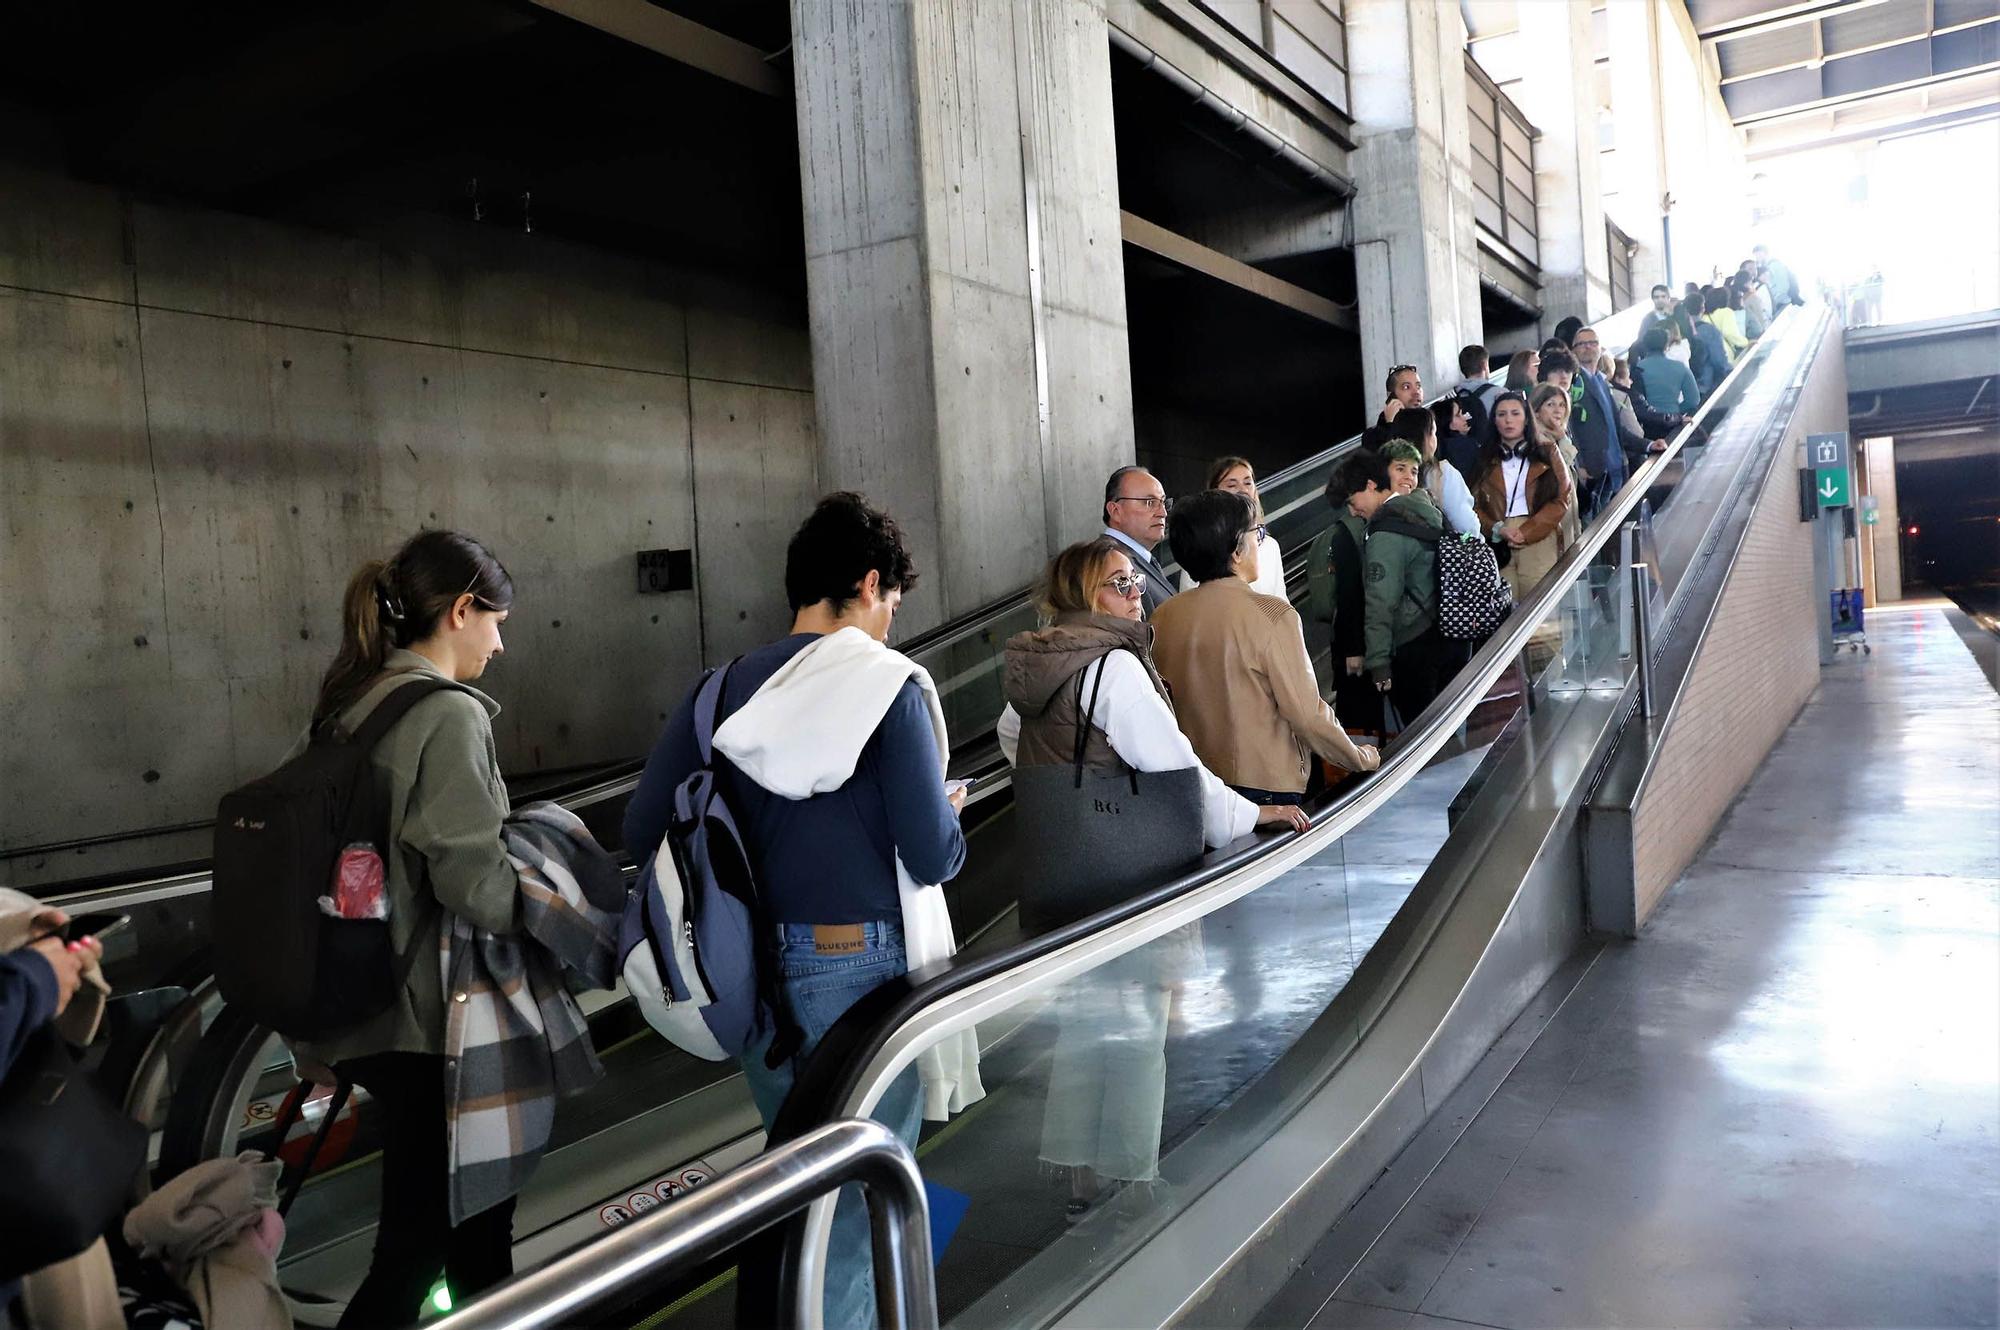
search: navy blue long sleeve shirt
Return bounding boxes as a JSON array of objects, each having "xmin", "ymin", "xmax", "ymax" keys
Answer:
[
  {"xmin": 624, "ymin": 634, "xmax": 967, "ymax": 924},
  {"xmin": 1, "ymin": 949, "xmax": 58, "ymax": 1082}
]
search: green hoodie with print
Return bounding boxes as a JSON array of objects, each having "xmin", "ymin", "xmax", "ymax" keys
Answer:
[{"xmin": 1362, "ymin": 489, "xmax": 1443, "ymax": 681}]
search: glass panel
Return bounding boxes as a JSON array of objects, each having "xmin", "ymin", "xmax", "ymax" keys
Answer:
[
  {"xmin": 1471, "ymin": 153, "xmax": 1502, "ymax": 201},
  {"xmin": 1270, "ymin": 17, "xmax": 1347, "ymax": 104},
  {"xmin": 906, "ymin": 605, "xmax": 1038, "ymax": 764},
  {"xmin": 1274, "ymin": 0, "xmax": 1345, "ymax": 64},
  {"xmin": 1467, "ymin": 89, "xmax": 1497, "ymax": 133},
  {"xmin": 1500, "ymin": 116, "xmax": 1533, "ymax": 165},
  {"xmin": 1474, "ymin": 192, "xmax": 1505, "ymax": 235},
  {"xmin": 1204, "ymin": 0, "xmax": 1267, "ymax": 46}
]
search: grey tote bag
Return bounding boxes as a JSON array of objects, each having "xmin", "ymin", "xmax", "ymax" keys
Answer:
[{"xmin": 1012, "ymin": 654, "xmax": 1206, "ymax": 933}]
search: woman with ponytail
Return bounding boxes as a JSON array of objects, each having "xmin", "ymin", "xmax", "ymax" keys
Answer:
[{"xmin": 301, "ymin": 529, "xmax": 523, "ymax": 1328}]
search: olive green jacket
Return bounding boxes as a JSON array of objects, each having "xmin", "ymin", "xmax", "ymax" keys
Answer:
[
  {"xmin": 1305, "ymin": 508, "xmax": 1370, "ymax": 652},
  {"xmin": 295, "ymin": 649, "xmax": 520, "ymax": 1069},
  {"xmin": 1363, "ymin": 490, "xmax": 1443, "ymax": 680}
]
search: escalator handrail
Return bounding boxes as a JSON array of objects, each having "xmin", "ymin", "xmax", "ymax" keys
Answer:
[
  {"xmin": 744, "ymin": 305, "xmax": 1811, "ymax": 1324},
  {"xmin": 757, "ymin": 302, "xmax": 1808, "ymax": 1156}
]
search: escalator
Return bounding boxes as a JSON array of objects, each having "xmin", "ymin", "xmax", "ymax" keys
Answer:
[
  {"xmin": 70, "ymin": 296, "xmax": 1834, "ymax": 1326},
  {"xmin": 720, "ymin": 303, "xmax": 1842, "ymax": 1328},
  {"xmin": 58, "ymin": 402, "xmax": 1378, "ymax": 1322}
]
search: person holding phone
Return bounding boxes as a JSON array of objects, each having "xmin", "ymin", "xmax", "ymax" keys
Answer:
[
  {"xmin": 1, "ymin": 906, "xmax": 106, "ymax": 1314},
  {"xmin": 2, "ymin": 909, "xmax": 102, "ymax": 1079}
]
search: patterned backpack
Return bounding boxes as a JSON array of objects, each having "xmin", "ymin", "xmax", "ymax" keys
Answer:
[{"xmin": 1434, "ymin": 532, "xmax": 1513, "ymax": 640}]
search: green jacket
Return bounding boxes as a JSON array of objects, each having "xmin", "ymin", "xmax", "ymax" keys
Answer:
[
  {"xmin": 296, "ymin": 649, "xmax": 520, "ymax": 1068},
  {"xmin": 1363, "ymin": 490, "xmax": 1443, "ymax": 680},
  {"xmin": 1305, "ymin": 508, "xmax": 1370, "ymax": 654}
]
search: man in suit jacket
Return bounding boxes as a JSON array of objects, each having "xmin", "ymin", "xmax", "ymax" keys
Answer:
[{"xmin": 1101, "ymin": 465, "xmax": 1177, "ymax": 617}]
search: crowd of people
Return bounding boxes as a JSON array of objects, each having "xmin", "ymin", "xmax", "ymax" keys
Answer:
[{"xmin": 1, "ymin": 251, "xmax": 1802, "ymax": 1330}]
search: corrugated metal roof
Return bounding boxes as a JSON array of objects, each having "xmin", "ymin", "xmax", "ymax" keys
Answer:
[
  {"xmin": 1718, "ymin": 21, "xmax": 1817, "ymax": 78},
  {"xmin": 1823, "ymin": 0, "xmax": 1929, "ymax": 56}
]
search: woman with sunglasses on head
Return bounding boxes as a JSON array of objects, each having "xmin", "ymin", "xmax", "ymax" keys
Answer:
[
  {"xmin": 1177, "ymin": 456, "xmax": 1287, "ymax": 600},
  {"xmin": 297, "ymin": 529, "xmax": 524, "ymax": 1328}
]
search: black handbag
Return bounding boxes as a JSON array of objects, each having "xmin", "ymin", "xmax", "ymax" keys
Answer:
[
  {"xmin": 1013, "ymin": 655, "xmax": 1206, "ymax": 933},
  {"xmin": 0, "ymin": 1025, "xmax": 149, "ymax": 1280}
]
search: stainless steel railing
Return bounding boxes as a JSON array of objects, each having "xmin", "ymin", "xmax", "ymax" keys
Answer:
[{"xmin": 435, "ymin": 1118, "xmax": 937, "ymax": 1330}]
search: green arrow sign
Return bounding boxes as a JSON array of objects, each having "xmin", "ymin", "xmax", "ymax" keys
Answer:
[{"xmin": 1815, "ymin": 466, "xmax": 1850, "ymax": 508}]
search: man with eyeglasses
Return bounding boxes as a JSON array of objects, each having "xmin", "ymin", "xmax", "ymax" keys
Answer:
[
  {"xmin": 1101, "ymin": 465, "xmax": 1177, "ymax": 617},
  {"xmin": 1566, "ymin": 327, "xmax": 1643, "ymax": 521}
]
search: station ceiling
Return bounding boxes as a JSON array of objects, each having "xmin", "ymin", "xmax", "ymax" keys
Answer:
[{"xmin": 1688, "ymin": 0, "xmax": 2000, "ymax": 155}]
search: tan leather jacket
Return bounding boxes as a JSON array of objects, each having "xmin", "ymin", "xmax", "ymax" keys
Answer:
[{"xmin": 1149, "ymin": 577, "xmax": 1370, "ymax": 794}]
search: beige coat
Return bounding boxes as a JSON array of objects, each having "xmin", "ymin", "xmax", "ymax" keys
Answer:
[{"xmin": 1149, "ymin": 576, "xmax": 1370, "ymax": 795}]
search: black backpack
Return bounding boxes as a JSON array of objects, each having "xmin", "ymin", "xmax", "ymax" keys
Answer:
[
  {"xmin": 1453, "ymin": 382, "xmax": 1500, "ymax": 449},
  {"xmin": 211, "ymin": 675, "xmax": 464, "ymax": 1040}
]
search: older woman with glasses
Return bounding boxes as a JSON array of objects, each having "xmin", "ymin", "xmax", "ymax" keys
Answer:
[{"xmin": 1152, "ymin": 491, "xmax": 1381, "ymax": 807}]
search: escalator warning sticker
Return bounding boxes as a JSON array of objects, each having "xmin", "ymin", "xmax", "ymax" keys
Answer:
[{"xmin": 596, "ymin": 1161, "xmax": 718, "ymax": 1227}]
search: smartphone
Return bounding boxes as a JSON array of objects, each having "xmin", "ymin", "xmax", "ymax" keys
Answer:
[{"xmin": 43, "ymin": 912, "xmax": 131, "ymax": 945}]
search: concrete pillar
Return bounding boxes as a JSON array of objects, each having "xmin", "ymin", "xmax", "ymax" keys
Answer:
[
  {"xmin": 1345, "ymin": 0, "xmax": 1483, "ymax": 412},
  {"xmin": 1512, "ymin": 0, "xmax": 1612, "ymax": 329},
  {"xmin": 1861, "ymin": 435, "xmax": 1903, "ymax": 604},
  {"xmin": 1607, "ymin": 0, "xmax": 1668, "ymax": 293},
  {"xmin": 789, "ymin": 0, "xmax": 1134, "ymax": 630}
]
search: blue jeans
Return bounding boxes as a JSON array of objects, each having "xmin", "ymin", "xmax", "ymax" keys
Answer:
[{"xmin": 741, "ymin": 920, "xmax": 922, "ymax": 1330}]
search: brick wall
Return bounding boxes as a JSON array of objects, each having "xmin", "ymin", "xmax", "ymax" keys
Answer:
[{"xmin": 1629, "ymin": 325, "xmax": 1849, "ymax": 924}]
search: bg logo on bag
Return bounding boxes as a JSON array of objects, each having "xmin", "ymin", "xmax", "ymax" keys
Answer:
[{"xmin": 1093, "ymin": 798, "xmax": 1123, "ymax": 815}]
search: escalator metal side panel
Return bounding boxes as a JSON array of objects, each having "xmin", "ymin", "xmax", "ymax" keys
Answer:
[
  {"xmin": 975, "ymin": 685, "xmax": 1616, "ymax": 1330},
  {"xmin": 1049, "ymin": 314, "xmax": 1841, "ymax": 1328},
  {"xmin": 1584, "ymin": 307, "xmax": 1840, "ymax": 935}
]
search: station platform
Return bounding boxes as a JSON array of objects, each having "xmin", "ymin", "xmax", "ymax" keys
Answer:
[{"xmin": 1259, "ymin": 603, "xmax": 2000, "ymax": 1329}]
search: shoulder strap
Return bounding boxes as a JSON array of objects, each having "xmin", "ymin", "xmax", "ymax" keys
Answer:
[
  {"xmin": 1069, "ymin": 655, "xmax": 1113, "ymax": 788},
  {"xmin": 346, "ymin": 675, "xmax": 467, "ymax": 751},
  {"xmin": 690, "ymin": 661, "xmax": 738, "ymax": 766},
  {"xmin": 1369, "ymin": 513, "xmax": 1439, "ymax": 545}
]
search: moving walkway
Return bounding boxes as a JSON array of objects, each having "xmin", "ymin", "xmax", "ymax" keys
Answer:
[{"xmin": 48, "ymin": 298, "xmax": 1838, "ymax": 1324}]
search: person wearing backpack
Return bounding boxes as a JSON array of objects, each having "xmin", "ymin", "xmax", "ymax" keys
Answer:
[
  {"xmin": 1363, "ymin": 442, "xmax": 1449, "ymax": 724},
  {"xmin": 623, "ymin": 493, "xmax": 967, "ymax": 1330},
  {"xmin": 295, "ymin": 530, "xmax": 522, "ymax": 1328},
  {"xmin": 1385, "ymin": 405, "xmax": 1478, "ymax": 537},
  {"xmin": 1449, "ymin": 344, "xmax": 1502, "ymax": 455},
  {"xmin": 1305, "ymin": 452, "xmax": 1392, "ymax": 747}
]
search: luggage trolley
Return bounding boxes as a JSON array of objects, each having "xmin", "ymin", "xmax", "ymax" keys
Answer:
[{"xmin": 1830, "ymin": 587, "xmax": 1870, "ymax": 654}]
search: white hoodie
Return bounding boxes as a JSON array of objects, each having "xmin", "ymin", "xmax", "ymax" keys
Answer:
[{"xmin": 712, "ymin": 627, "xmax": 984, "ymax": 1120}]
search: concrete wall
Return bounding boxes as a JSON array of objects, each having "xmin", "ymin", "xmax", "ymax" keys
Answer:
[
  {"xmin": 0, "ymin": 165, "xmax": 815, "ymax": 856},
  {"xmin": 1859, "ymin": 435, "xmax": 1904, "ymax": 605},
  {"xmin": 1653, "ymin": 0, "xmax": 1753, "ymax": 286},
  {"xmin": 791, "ymin": 0, "xmax": 1134, "ymax": 633},
  {"xmin": 1627, "ymin": 326, "xmax": 1848, "ymax": 923}
]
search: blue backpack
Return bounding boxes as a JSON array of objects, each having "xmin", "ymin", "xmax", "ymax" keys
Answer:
[{"xmin": 619, "ymin": 665, "xmax": 795, "ymax": 1063}]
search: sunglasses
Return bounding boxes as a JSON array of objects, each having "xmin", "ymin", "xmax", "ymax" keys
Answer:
[{"xmin": 1102, "ymin": 574, "xmax": 1145, "ymax": 597}]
